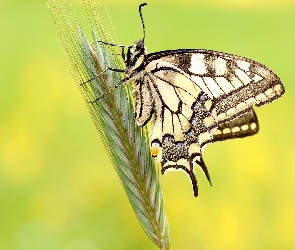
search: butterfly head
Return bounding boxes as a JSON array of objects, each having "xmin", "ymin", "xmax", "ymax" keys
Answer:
[{"xmin": 125, "ymin": 40, "xmax": 148, "ymax": 73}]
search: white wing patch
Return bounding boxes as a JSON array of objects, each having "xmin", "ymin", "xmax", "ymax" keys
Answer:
[
  {"xmin": 173, "ymin": 114, "xmax": 184, "ymax": 141},
  {"xmin": 253, "ymin": 74, "xmax": 263, "ymax": 82},
  {"xmin": 181, "ymin": 102, "xmax": 193, "ymax": 120},
  {"xmin": 236, "ymin": 60, "xmax": 250, "ymax": 72},
  {"xmin": 191, "ymin": 75, "xmax": 212, "ymax": 97},
  {"xmin": 156, "ymin": 78, "xmax": 179, "ymax": 112},
  {"xmin": 176, "ymin": 88, "xmax": 196, "ymax": 108},
  {"xmin": 163, "ymin": 109, "xmax": 173, "ymax": 135},
  {"xmin": 235, "ymin": 68, "xmax": 252, "ymax": 85},
  {"xmin": 215, "ymin": 57, "xmax": 227, "ymax": 76},
  {"xmin": 203, "ymin": 77, "xmax": 223, "ymax": 98},
  {"xmin": 189, "ymin": 54, "xmax": 206, "ymax": 74},
  {"xmin": 215, "ymin": 77, "xmax": 235, "ymax": 93},
  {"xmin": 230, "ymin": 76, "xmax": 243, "ymax": 88},
  {"xmin": 172, "ymin": 73, "xmax": 200, "ymax": 97}
]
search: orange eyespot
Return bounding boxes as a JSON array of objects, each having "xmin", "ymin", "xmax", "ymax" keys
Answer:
[
  {"xmin": 151, "ymin": 147, "xmax": 159, "ymax": 158},
  {"xmin": 151, "ymin": 142, "xmax": 160, "ymax": 158}
]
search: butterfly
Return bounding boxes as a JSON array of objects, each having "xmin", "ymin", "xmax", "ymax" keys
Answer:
[{"xmin": 90, "ymin": 3, "xmax": 285, "ymax": 197}]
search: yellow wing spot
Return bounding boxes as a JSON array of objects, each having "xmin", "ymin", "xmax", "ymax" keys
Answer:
[
  {"xmin": 232, "ymin": 126, "xmax": 240, "ymax": 133},
  {"xmin": 222, "ymin": 128, "xmax": 231, "ymax": 134},
  {"xmin": 241, "ymin": 124, "xmax": 249, "ymax": 131},
  {"xmin": 174, "ymin": 74, "xmax": 201, "ymax": 98},
  {"xmin": 199, "ymin": 132, "xmax": 211, "ymax": 144},
  {"xmin": 236, "ymin": 102, "xmax": 246, "ymax": 111},
  {"xmin": 256, "ymin": 93, "xmax": 268, "ymax": 102},
  {"xmin": 218, "ymin": 113, "xmax": 226, "ymax": 120},
  {"xmin": 163, "ymin": 109, "xmax": 173, "ymax": 135},
  {"xmin": 173, "ymin": 115, "xmax": 185, "ymax": 141},
  {"xmin": 274, "ymin": 84, "xmax": 283, "ymax": 94},
  {"xmin": 250, "ymin": 123, "xmax": 257, "ymax": 130},
  {"xmin": 189, "ymin": 143, "xmax": 200, "ymax": 156},
  {"xmin": 246, "ymin": 97, "xmax": 256, "ymax": 105},
  {"xmin": 213, "ymin": 129, "xmax": 222, "ymax": 135},
  {"xmin": 176, "ymin": 158, "xmax": 190, "ymax": 170},
  {"xmin": 226, "ymin": 107, "xmax": 236, "ymax": 117},
  {"xmin": 265, "ymin": 88, "xmax": 275, "ymax": 98},
  {"xmin": 204, "ymin": 100, "xmax": 212, "ymax": 112},
  {"xmin": 204, "ymin": 116, "xmax": 216, "ymax": 128}
]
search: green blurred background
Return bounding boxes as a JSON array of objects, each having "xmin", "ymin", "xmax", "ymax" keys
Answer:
[{"xmin": 1, "ymin": 0, "xmax": 295, "ymax": 249}]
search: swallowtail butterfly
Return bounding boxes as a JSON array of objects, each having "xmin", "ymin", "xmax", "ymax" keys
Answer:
[{"xmin": 90, "ymin": 3, "xmax": 285, "ymax": 196}]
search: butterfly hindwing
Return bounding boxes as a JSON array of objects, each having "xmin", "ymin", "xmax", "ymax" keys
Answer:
[
  {"xmin": 133, "ymin": 78, "xmax": 154, "ymax": 127},
  {"xmin": 160, "ymin": 108, "xmax": 259, "ymax": 196}
]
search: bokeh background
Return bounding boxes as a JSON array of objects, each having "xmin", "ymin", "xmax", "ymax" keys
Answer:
[{"xmin": 1, "ymin": 0, "xmax": 295, "ymax": 249}]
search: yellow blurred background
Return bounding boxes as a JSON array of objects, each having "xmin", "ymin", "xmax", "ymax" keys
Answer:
[{"xmin": 0, "ymin": 0, "xmax": 295, "ymax": 249}]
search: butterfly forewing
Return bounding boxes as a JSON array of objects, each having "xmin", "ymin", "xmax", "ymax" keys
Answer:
[{"xmin": 146, "ymin": 49, "xmax": 284, "ymax": 125}]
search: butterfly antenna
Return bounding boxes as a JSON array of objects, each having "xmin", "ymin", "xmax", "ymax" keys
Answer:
[{"xmin": 139, "ymin": 3, "xmax": 147, "ymax": 42}]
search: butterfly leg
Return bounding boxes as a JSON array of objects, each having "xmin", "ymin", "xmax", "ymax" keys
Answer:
[
  {"xmin": 80, "ymin": 67, "xmax": 125, "ymax": 86},
  {"xmin": 90, "ymin": 74, "xmax": 134, "ymax": 103}
]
